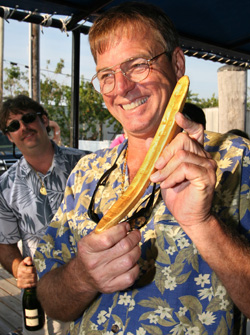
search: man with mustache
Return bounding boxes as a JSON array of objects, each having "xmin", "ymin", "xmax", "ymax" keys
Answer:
[{"xmin": 0, "ymin": 95, "xmax": 90, "ymax": 334}]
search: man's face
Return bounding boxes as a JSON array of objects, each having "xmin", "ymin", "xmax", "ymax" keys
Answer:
[
  {"xmin": 95, "ymin": 27, "xmax": 185, "ymax": 139},
  {"xmin": 5, "ymin": 110, "xmax": 49, "ymax": 153}
]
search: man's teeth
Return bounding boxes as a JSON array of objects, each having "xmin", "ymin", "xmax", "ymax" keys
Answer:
[
  {"xmin": 123, "ymin": 98, "xmax": 148, "ymax": 111},
  {"xmin": 23, "ymin": 132, "xmax": 34, "ymax": 139}
]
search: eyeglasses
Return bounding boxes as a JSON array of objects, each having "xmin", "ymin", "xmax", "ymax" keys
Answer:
[
  {"xmin": 5, "ymin": 112, "xmax": 42, "ymax": 133},
  {"xmin": 88, "ymin": 143, "xmax": 161, "ymax": 230},
  {"xmin": 91, "ymin": 50, "xmax": 170, "ymax": 94}
]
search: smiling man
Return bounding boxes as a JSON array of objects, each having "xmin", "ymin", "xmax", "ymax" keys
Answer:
[
  {"xmin": 0, "ymin": 95, "xmax": 90, "ymax": 334},
  {"xmin": 34, "ymin": 3, "xmax": 250, "ymax": 335}
]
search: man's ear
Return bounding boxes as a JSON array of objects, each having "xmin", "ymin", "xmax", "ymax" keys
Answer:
[
  {"xmin": 41, "ymin": 114, "xmax": 49, "ymax": 127},
  {"xmin": 171, "ymin": 47, "xmax": 185, "ymax": 80},
  {"xmin": 6, "ymin": 132, "xmax": 14, "ymax": 143}
]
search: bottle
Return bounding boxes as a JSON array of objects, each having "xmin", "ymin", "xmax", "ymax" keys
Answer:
[{"xmin": 22, "ymin": 286, "xmax": 45, "ymax": 331}]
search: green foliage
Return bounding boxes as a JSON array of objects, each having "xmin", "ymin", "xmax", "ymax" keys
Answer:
[
  {"xmin": 40, "ymin": 76, "xmax": 71, "ymax": 144},
  {"xmin": 187, "ymin": 90, "xmax": 218, "ymax": 108},
  {"xmin": 55, "ymin": 59, "xmax": 65, "ymax": 74},
  {"xmin": 78, "ymin": 78, "xmax": 122, "ymax": 140},
  {"xmin": 4, "ymin": 64, "xmax": 29, "ymax": 97}
]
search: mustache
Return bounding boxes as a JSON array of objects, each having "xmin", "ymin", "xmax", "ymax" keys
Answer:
[{"xmin": 21, "ymin": 128, "xmax": 37, "ymax": 139}]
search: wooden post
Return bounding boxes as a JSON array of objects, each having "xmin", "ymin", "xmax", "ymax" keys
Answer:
[
  {"xmin": 217, "ymin": 65, "xmax": 247, "ymax": 133},
  {"xmin": 29, "ymin": 23, "xmax": 40, "ymax": 102}
]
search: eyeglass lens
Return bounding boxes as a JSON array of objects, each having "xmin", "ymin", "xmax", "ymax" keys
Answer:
[
  {"xmin": 87, "ymin": 162, "xmax": 118, "ymax": 223},
  {"xmin": 5, "ymin": 113, "xmax": 39, "ymax": 133},
  {"xmin": 92, "ymin": 51, "xmax": 169, "ymax": 94},
  {"xmin": 93, "ymin": 57, "xmax": 150, "ymax": 94}
]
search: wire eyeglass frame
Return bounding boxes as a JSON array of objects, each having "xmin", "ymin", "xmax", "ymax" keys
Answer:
[{"xmin": 91, "ymin": 50, "xmax": 171, "ymax": 94}]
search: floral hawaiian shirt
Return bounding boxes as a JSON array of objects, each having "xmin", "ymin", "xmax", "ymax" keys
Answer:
[
  {"xmin": 34, "ymin": 131, "xmax": 250, "ymax": 335},
  {"xmin": 0, "ymin": 141, "xmax": 88, "ymax": 259}
]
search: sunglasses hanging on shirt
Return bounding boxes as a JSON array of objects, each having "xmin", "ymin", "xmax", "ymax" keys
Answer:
[{"xmin": 88, "ymin": 141, "xmax": 161, "ymax": 230}]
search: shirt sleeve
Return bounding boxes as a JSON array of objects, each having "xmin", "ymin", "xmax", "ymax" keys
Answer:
[
  {"xmin": 0, "ymin": 190, "xmax": 20, "ymax": 244},
  {"xmin": 239, "ymin": 143, "xmax": 250, "ymax": 240},
  {"xmin": 34, "ymin": 157, "xmax": 96, "ymax": 278}
]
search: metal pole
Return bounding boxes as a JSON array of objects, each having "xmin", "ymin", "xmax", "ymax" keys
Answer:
[
  {"xmin": 71, "ymin": 29, "xmax": 80, "ymax": 148},
  {"xmin": 0, "ymin": 18, "xmax": 4, "ymax": 102},
  {"xmin": 29, "ymin": 23, "xmax": 32, "ymax": 98}
]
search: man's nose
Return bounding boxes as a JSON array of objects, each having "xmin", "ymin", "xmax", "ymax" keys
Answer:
[
  {"xmin": 114, "ymin": 70, "xmax": 135, "ymax": 95},
  {"xmin": 19, "ymin": 120, "xmax": 30, "ymax": 130}
]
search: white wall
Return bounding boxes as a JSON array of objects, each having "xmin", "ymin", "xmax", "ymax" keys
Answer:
[
  {"xmin": 203, "ymin": 107, "xmax": 219, "ymax": 132},
  {"xmin": 79, "ymin": 140, "xmax": 111, "ymax": 152},
  {"xmin": 204, "ymin": 107, "xmax": 250, "ymax": 136}
]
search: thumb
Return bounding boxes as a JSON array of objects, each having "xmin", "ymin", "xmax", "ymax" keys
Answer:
[
  {"xmin": 175, "ymin": 112, "xmax": 204, "ymax": 145},
  {"xmin": 23, "ymin": 256, "xmax": 33, "ymax": 267}
]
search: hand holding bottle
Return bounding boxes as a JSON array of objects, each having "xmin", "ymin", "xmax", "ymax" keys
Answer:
[{"xmin": 16, "ymin": 256, "xmax": 37, "ymax": 289}]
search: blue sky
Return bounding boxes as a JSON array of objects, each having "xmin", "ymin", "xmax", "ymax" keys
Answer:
[{"xmin": 2, "ymin": 19, "xmax": 235, "ymax": 100}]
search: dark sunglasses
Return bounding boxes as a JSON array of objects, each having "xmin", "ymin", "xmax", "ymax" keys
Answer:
[
  {"xmin": 5, "ymin": 112, "xmax": 42, "ymax": 133},
  {"xmin": 88, "ymin": 143, "xmax": 161, "ymax": 230}
]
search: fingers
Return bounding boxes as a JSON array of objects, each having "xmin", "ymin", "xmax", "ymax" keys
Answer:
[
  {"xmin": 16, "ymin": 257, "xmax": 37, "ymax": 289},
  {"xmin": 81, "ymin": 222, "xmax": 138, "ymax": 253},
  {"xmin": 159, "ymin": 153, "xmax": 216, "ymax": 190},
  {"xmin": 147, "ymin": 112, "xmax": 206, "ymax": 169},
  {"xmin": 95, "ymin": 239, "xmax": 141, "ymax": 292},
  {"xmin": 151, "ymin": 146, "xmax": 216, "ymax": 184},
  {"xmin": 76, "ymin": 223, "xmax": 141, "ymax": 293},
  {"xmin": 164, "ymin": 161, "xmax": 216, "ymax": 226},
  {"xmin": 152, "ymin": 131, "xmax": 210, "ymax": 175},
  {"xmin": 148, "ymin": 119, "xmax": 217, "ymax": 227},
  {"xmin": 151, "ymin": 151, "xmax": 216, "ymax": 227}
]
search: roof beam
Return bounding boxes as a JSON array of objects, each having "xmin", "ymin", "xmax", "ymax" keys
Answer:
[{"xmin": 0, "ymin": 6, "xmax": 90, "ymax": 34}]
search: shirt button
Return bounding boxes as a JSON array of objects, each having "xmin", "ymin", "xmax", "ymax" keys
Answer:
[{"xmin": 111, "ymin": 324, "xmax": 119, "ymax": 333}]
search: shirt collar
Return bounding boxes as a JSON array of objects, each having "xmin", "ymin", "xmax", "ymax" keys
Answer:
[{"xmin": 20, "ymin": 140, "xmax": 57, "ymax": 177}]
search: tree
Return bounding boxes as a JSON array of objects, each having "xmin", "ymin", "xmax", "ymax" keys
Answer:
[
  {"xmin": 78, "ymin": 79, "xmax": 122, "ymax": 140},
  {"xmin": 40, "ymin": 60, "xmax": 122, "ymax": 144},
  {"xmin": 3, "ymin": 64, "xmax": 29, "ymax": 97},
  {"xmin": 186, "ymin": 90, "xmax": 218, "ymax": 108},
  {"xmin": 40, "ymin": 60, "xmax": 72, "ymax": 144},
  {"xmin": 41, "ymin": 60, "xmax": 123, "ymax": 144}
]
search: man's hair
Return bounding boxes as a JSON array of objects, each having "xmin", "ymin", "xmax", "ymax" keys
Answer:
[
  {"xmin": 0, "ymin": 95, "xmax": 49, "ymax": 134},
  {"xmin": 182, "ymin": 103, "xmax": 206, "ymax": 129},
  {"xmin": 89, "ymin": 1, "xmax": 180, "ymax": 63},
  {"xmin": 226, "ymin": 128, "xmax": 249, "ymax": 139}
]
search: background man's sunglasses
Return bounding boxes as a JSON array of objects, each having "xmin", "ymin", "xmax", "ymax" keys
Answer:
[{"xmin": 5, "ymin": 112, "xmax": 41, "ymax": 133}]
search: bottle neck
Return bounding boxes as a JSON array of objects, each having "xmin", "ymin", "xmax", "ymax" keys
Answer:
[{"xmin": 24, "ymin": 287, "xmax": 37, "ymax": 292}]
